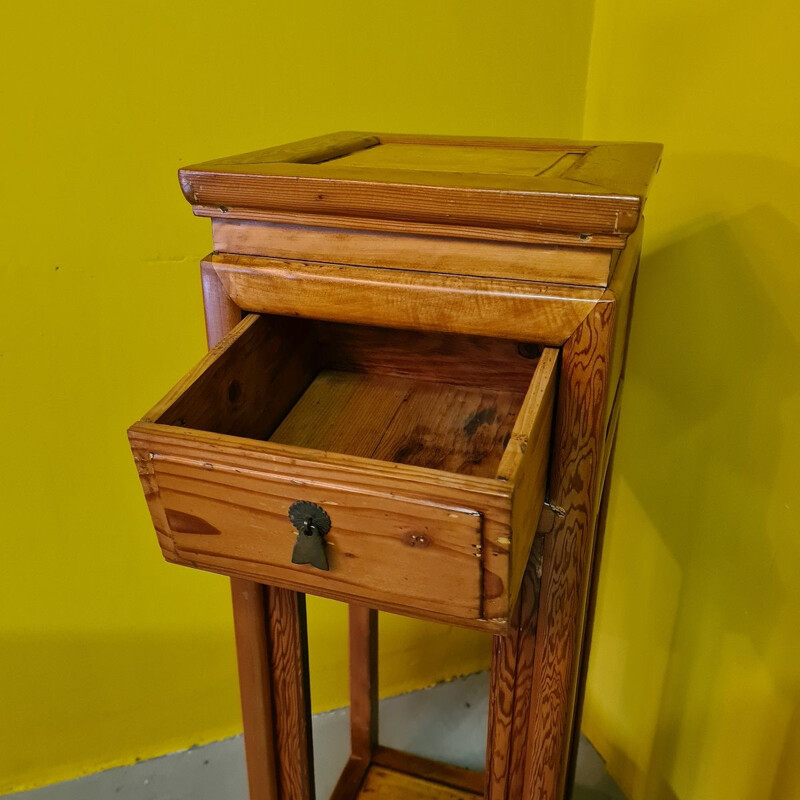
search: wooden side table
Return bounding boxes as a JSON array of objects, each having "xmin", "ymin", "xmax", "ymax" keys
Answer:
[{"xmin": 129, "ymin": 132, "xmax": 660, "ymax": 800}]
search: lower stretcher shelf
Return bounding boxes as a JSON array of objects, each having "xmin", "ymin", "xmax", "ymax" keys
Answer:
[
  {"xmin": 356, "ymin": 764, "xmax": 481, "ymax": 799},
  {"xmin": 332, "ymin": 748, "xmax": 484, "ymax": 800}
]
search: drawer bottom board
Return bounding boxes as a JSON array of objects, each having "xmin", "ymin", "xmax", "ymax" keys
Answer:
[{"xmin": 270, "ymin": 369, "xmax": 525, "ymax": 479}]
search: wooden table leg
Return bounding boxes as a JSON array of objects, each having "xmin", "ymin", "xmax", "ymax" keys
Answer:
[
  {"xmin": 349, "ymin": 604, "xmax": 379, "ymax": 761},
  {"xmin": 231, "ymin": 579, "xmax": 279, "ymax": 800},
  {"xmin": 563, "ymin": 442, "xmax": 617, "ymax": 800},
  {"xmin": 229, "ymin": 582, "xmax": 316, "ymax": 800},
  {"xmin": 331, "ymin": 604, "xmax": 379, "ymax": 798},
  {"xmin": 267, "ymin": 588, "xmax": 316, "ymax": 800},
  {"xmin": 486, "ymin": 535, "xmax": 544, "ymax": 800},
  {"xmin": 521, "ymin": 300, "xmax": 616, "ymax": 799},
  {"xmin": 484, "ymin": 296, "xmax": 618, "ymax": 800},
  {"xmin": 202, "ymin": 263, "xmax": 315, "ymax": 800}
]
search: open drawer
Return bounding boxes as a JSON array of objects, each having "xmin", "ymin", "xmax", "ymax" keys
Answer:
[{"xmin": 128, "ymin": 314, "xmax": 558, "ymax": 632}]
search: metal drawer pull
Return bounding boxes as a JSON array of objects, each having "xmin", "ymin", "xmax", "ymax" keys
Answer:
[{"xmin": 289, "ymin": 500, "xmax": 332, "ymax": 571}]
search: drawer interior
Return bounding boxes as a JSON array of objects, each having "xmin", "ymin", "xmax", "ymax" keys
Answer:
[{"xmin": 151, "ymin": 314, "xmax": 547, "ymax": 482}]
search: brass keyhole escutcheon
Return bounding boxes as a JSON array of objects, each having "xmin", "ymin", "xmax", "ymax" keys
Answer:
[{"xmin": 289, "ymin": 501, "xmax": 332, "ymax": 571}]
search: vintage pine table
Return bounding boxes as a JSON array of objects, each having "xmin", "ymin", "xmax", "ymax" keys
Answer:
[{"xmin": 129, "ymin": 132, "xmax": 661, "ymax": 800}]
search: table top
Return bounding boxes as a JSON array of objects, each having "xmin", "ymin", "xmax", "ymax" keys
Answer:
[{"xmin": 179, "ymin": 132, "xmax": 662, "ymax": 242}]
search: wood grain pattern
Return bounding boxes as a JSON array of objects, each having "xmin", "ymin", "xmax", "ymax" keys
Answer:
[
  {"xmin": 211, "ymin": 219, "xmax": 614, "ymax": 287},
  {"xmin": 201, "ymin": 268, "xmax": 286, "ymax": 800},
  {"xmin": 145, "ymin": 313, "xmax": 318, "ymax": 439},
  {"xmin": 496, "ymin": 349, "xmax": 558, "ymax": 609},
  {"xmin": 230, "ymin": 579, "xmax": 279, "ymax": 800},
  {"xmin": 562, "ymin": 235, "xmax": 640, "ymax": 796},
  {"xmin": 200, "ymin": 205, "xmax": 628, "ymax": 250},
  {"xmin": 129, "ymin": 418, "xmax": 519, "ymax": 628},
  {"xmin": 313, "ymin": 320, "xmax": 542, "ymax": 394},
  {"xmin": 209, "ymin": 254, "xmax": 602, "ymax": 346},
  {"xmin": 152, "ymin": 133, "xmax": 662, "ymax": 800},
  {"xmin": 357, "ymin": 765, "xmax": 481, "ymax": 799},
  {"xmin": 200, "ymin": 260, "xmax": 242, "ymax": 349},
  {"xmin": 269, "ymin": 370, "xmax": 413, "ymax": 459},
  {"xmin": 486, "ymin": 536, "xmax": 543, "ymax": 800},
  {"xmin": 131, "ymin": 312, "xmax": 559, "ymax": 625},
  {"xmin": 329, "ymin": 756, "xmax": 371, "ymax": 800},
  {"xmin": 371, "ymin": 379, "xmax": 522, "ymax": 478},
  {"xmin": 563, "ymin": 440, "xmax": 617, "ymax": 800},
  {"xmin": 372, "ymin": 747, "xmax": 484, "ymax": 795},
  {"xmin": 272, "ymin": 369, "xmax": 525, "ymax": 478},
  {"xmin": 267, "ymin": 588, "xmax": 315, "ymax": 800},
  {"xmin": 349, "ymin": 605, "xmax": 378, "ymax": 761},
  {"xmin": 523, "ymin": 298, "xmax": 616, "ymax": 799},
  {"xmin": 143, "ymin": 435, "xmax": 484, "ymax": 620},
  {"xmin": 200, "ymin": 131, "xmax": 381, "ymax": 168},
  {"xmin": 603, "ymin": 220, "xmax": 642, "ymax": 433},
  {"xmin": 180, "ymin": 133, "xmax": 662, "ymax": 238},
  {"xmin": 326, "ymin": 142, "xmax": 583, "ymax": 176}
]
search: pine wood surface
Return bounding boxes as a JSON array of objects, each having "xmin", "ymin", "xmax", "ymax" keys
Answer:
[
  {"xmin": 270, "ymin": 369, "xmax": 525, "ymax": 478},
  {"xmin": 486, "ymin": 537, "xmax": 544, "ymax": 800},
  {"xmin": 496, "ymin": 349, "xmax": 559, "ymax": 607},
  {"xmin": 313, "ymin": 321, "xmax": 543, "ymax": 394},
  {"xmin": 372, "ymin": 748, "xmax": 485, "ymax": 795},
  {"xmin": 207, "ymin": 254, "xmax": 603, "ymax": 346},
  {"xmin": 603, "ymin": 221, "xmax": 643, "ymax": 433},
  {"xmin": 329, "ymin": 757, "xmax": 372, "ymax": 800},
  {"xmin": 348, "ymin": 605, "xmax": 378, "ymax": 762},
  {"xmin": 130, "ymin": 131, "xmax": 660, "ymax": 800},
  {"xmin": 356, "ymin": 765, "xmax": 481, "ymax": 800},
  {"xmin": 139, "ymin": 430, "xmax": 484, "ymax": 619},
  {"xmin": 267, "ymin": 589, "xmax": 315, "ymax": 800},
  {"xmin": 230, "ymin": 579, "xmax": 279, "ymax": 800},
  {"xmin": 199, "ymin": 205, "xmax": 628, "ymax": 250},
  {"xmin": 523, "ymin": 298, "xmax": 617, "ymax": 799},
  {"xmin": 180, "ymin": 132, "xmax": 662, "ymax": 239},
  {"xmin": 211, "ymin": 219, "xmax": 614, "ymax": 287},
  {"xmin": 129, "ymin": 312, "xmax": 559, "ymax": 625}
]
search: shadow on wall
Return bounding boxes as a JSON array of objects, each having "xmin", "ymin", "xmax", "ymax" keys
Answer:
[{"xmin": 586, "ymin": 204, "xmax": 800, "ymax": 799}]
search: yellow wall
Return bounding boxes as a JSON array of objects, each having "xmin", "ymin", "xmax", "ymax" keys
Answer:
[
  {"xmin": 581, "ymin": 1, "xmax": 800, "ymax": 798},
  {"xmin": 0, "ymin": 1, "xmax": 595, "ymax": 792}
]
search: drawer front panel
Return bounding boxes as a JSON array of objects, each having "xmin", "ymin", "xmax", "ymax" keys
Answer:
[{"xmin": 149, "ymin": 450, "xmax": 484, "ymax": 619}]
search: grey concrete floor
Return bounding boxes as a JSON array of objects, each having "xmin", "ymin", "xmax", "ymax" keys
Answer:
[{"xmin": 6, "ymin": 673, "xmax": 623, "ymax": 799}]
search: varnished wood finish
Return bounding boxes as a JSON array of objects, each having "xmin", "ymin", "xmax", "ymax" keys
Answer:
[
  {"xmin": 131, "ymin": 424, "xmax": 486, "ymax": 620},
  {"xmin": 127, "ymin": 132, "xmax": 660, "ymax": 800},
  {"xmin": 373, "ymin": 748, "xmax": 485, "ymax": 795},
  {"xmin": 523, "ymin": 298, "xmax": 616, "ymax": 799},
  {"xmin": 207, "ymin": 253, "xmax": 603, "ymax": 346},
  {"xmin": 603, "ymin": 221, "xmax": 643, "ymax": 433},
  {"xmin": 181, "ymin": 132, "xmax": 661, "ymax": 240},
  {"xmin": 563, "ymin": 441, "xmax": 617, "ymax": 800},
  {"xmin": 313, "ymin": 321, "xmax": 543, "ymax": 394},
  {"xmin": 212, "ymin": 219, "xmax": 614, "ymax": 287},
  {"xmin": 349, "ymin": 605, "xmax": 378, "ymax": 761},
  {"xmin": 201, "ymin": 279, "xmax": 314, "ymax": 800},
  {"xmin": 356, "ymin": 764, "xmax": 481, "ymax": 800},
  {"xmin": 200, "ymin": 206, "xmax": 628, "ymax": 250},
  {"xmin": 486, "ymin": 537, "xmax": 543, "ymax": 800},
  {"xmin": 144, "ymin": 313, "xmax": 318, "ymax": 438},
  {"xmin": 268, "ymin": 589, "xmax": 315, "ymax": 800},
  {"xmin": 230, "ymin": 579, "xmax": 279, "ymax": 800},
  {"xmin": 271, "ymin": 370, "xmax": 525, "ymax": 478},
  {"xmin": 200, "ymin": 260, "xmax": 242, "ymax": 348},
  {"xmin": 329, "ymin": 757, "xmax": 371, "ymax": 800},
  {"xmin": 496, "ymin": 349, "xmax": 558, "ymax": 608},
  {"xmin": 129, "ymin": 313, "xmax": 559, "ymax": 627}
]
